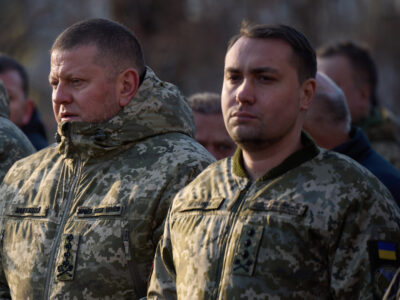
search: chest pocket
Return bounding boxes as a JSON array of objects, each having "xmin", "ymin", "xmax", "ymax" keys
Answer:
[{"xmin": 178, "ymin": 197, "xmax": 225, "ymax": 213}]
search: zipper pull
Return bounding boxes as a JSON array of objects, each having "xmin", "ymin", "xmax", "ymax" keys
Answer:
[{"xmin": 123, "ymin": 229, "xmax": 131, "ymax": 261}]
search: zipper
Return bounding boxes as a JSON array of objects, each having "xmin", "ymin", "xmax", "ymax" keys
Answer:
[
  {"xmin": 212, "ymin": 181, "xmax": 252, "ymax": 299},
  {"xmin": 43, "ymin": 158, "xmax": 82, "ymax": 299},
  {"xmin": 123, "ymin": 229, "xmax": 147, "ymax": 299}
]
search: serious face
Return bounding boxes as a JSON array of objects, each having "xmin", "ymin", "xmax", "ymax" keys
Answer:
[
  {"xmin": 0, "ymin": 69, "xmax": 28, "ymax": 126},
  {"xmin": 222, "ymin": 37, "xmax": 309, "ymax": 150},
  {"xmin": 318, "ymin": 55, "xmax": 370, "ymax": 123},
  {"xmin": 193, "ymin": 112, "xmax": 236, "ymax": 160},
  {"xmin": 50, "ymin": 45, "xmax": 121, "ymax": 123}
]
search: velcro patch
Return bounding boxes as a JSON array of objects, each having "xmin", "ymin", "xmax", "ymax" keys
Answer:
[
  {"xmin": 249, "ymin": 199, "xmax": 308, "ymax": 216},
  {"xmin": 6, "ymin": 205, "xmax": 48, "ymax": 217},
  {"xmin": 368, "ymin": 240, "xmax": 400, "ymax": 299},
  {"xmin": 76, "ymin": 205, "xmax": 122, "ymax": 217}
]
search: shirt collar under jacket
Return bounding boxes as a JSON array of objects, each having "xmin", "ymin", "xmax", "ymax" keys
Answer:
[
  {"xmin": 55, "ymin": 67, "xmax": 195, "ymax": 159},
  {"xmin": 233, "ymin": 131, "xmax": 320, "ymax": 181}
]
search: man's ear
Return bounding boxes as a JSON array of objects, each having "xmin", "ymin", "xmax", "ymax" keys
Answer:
[
  {"xmin": 22, "ymin": 98, "xmax": 34, "ymax": 126},
  {"xmin": 300, "ymin": 78, "xmax": 316, "ymax": 111},
  {"xmin": 118, "ymin": 68, "xmax": 140, "ymax": 107}
]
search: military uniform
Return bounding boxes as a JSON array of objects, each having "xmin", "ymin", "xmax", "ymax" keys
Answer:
[
  {"xmin": 148, "ymin": 133, "xmax": 400, "ymax": 300},
  {"xmin": 0, "ymin": 68, "xmax": 215, "ymax": 299},
  {"xmin": 0, "ymin": 80, "xmax": 35, "ymax": 182},
  {"xmin": 358, "ymin": 107, "xmax": 400, "ymax": 170}
]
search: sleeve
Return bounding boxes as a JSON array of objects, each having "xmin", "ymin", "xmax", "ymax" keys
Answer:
[
  {"xmin": 0, "ymin": 184, "xmax": 11, "ymax": 299},
  {"xmin": 329, "ymin": 189, "xmax": 400, "ymax": 300},
  {"xmin": 151, "ymin": 158, "xmax": 211, "ymax": 246},
  {"xmin": 0, "ymin": 258, "xmax": 11, "ymax": 299},
  {"xmin": 147, "ymin": 211, "xmax": 177, "ymax": 299}
]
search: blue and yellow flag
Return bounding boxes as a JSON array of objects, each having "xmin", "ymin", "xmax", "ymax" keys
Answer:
[{"xmin": 378, "ymin": 241, "xmax": 397, "ymax": 261}]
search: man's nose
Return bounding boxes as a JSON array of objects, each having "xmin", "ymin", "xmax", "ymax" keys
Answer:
[
  {"xmin": 52, "ymin": 82, "xmax": 72, "ymax": 105},
  {"xmin": 235, "ymin": 79, "xmax": 255, "ymax": 104}
]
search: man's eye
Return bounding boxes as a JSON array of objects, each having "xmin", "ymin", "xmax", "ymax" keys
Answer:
[
  {"xmin": 71, "ymin": 78, "xmax": 82, "ymax": 85},
  {"xmin": 226, "ymin": 74, "xmax": 241, "ymax": 82},
  {"xmin": 50, "ymin": 81, "xmax": 58, "ymax": 88},
  {"xmin": 259, "ymin": 75, "xmax": 274, "ymax": 82}
]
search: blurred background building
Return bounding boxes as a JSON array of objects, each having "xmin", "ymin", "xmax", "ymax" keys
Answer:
[{"xmin": 1, "ymin": 0, "xmax": 399, "ymax": 141}]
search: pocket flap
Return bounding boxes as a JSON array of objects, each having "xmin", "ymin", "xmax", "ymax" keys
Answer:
[
  {"xmin": 179, "ymin": 197, "xmax": 225, "ymax": 212},
  {"xmin": 249, "ymin": 199, "xmax": 307, "ymax": 216}
]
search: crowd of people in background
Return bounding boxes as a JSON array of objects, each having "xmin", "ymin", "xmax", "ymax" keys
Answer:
[{"xmin": 0, "ymin": 18, "xmax": 399, "ymax": 300}]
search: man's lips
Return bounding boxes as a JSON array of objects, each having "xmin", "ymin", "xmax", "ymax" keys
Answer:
[
  {"xmin": 231, "ymin": 110, "xmax": 257, "ymax": 120},
  {"xmin": 60, "ymin": 112, "xmax": 78, "ymax": 121}
]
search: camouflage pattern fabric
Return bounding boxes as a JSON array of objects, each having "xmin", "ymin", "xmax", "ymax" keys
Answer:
[
  {"xmin": 0, "ymin": 80, "xmax": 35, "ymax": 182},
  {"xmin": 360, "ymin": 107, "xmax": 400, "ymax": 169},
  {"xmin": 0, "ymin": 68, "xmax": 215, "ymax": 299},
  {"xmin": 148, "ymin": 133, "xmax": 400, "ymax": 300}
]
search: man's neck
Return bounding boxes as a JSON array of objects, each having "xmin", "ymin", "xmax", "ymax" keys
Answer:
[{"xmin": 242, "ymin": 133, "xmax": 303, "ymax": 181}]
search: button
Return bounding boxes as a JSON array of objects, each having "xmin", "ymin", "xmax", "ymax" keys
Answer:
[
  {"xmin": 64, "ymin": 252, "xmax": 70, "ymax": 258},
  {"xmin": 234, "ymin": 259, "xmax": 241, "ymax": 265},
  {"xmin": 244, "ymin": 239, "xmax": 251, "ymax": 247},
  {"xmin": 94, "ymin": 129, "xmax": 107, "ymax": 142},
  {"xmin": 64, "ymin": 243, "xmax": 72, "ymax": 250},
  {"xmin": 68, "ymin": 265, "xmax": 73, "ymax": 271},
  {"xmin": 67, "ymin": 234, "xmax": 73, "ymax": 241},
  {"xmin": 62, "ymin": 260, "xmax": 69, "ymax": 267},
  {"xmin": 242, "ymin": 250, "xmax": 249, "ymax": 258},
  {"xmin": 247, "ymin": 228, "xmax": 255, "ymax": 236},
  {"xmin": 61, "ymin": 122, "xmax": 70, "ymax": 134},
  {"xmin": 57, "ymin": 265, "xmax": 64, "ymax": 272},
  {"xmin": 55, "ymin": 133, "xmax": 61, "ymax": 143}
]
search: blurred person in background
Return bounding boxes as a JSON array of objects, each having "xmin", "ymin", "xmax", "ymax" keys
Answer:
[
  {"xmin": 0, "ymin": 79, "xmax": 35, "ymax": 182},
  {"xmin": 317, "ymin": 41, "xmax": 400, "ymax": 169},
  {"xmin": 0, "ymin": 54, "xmax": 48, "ymax": 150},
  {"xmin": 188, "ymin": 92, "xmax": 236, "ymax": 159},
  {"xmin": 304, "ymin": 72, "xmax": 400, "ymax": 205}
]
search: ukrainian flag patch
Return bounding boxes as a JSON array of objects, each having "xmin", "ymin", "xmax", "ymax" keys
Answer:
[
  {"xmin": 368, "ymin": 240, "xmax": 400, "ymax": 299},
  {"xmin": 378, "ymin": 241, "xmax": 397, "ymax": 260}
]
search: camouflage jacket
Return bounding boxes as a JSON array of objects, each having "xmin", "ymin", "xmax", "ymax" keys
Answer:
[
  {"xmin": 0, "ymin": 80, "xmax": 35, "ymax": 182},
  {"xmin": 0, "ymin": 68, "xmax": 215, "ymax": 300},
  {"xmin": 148, "ymin": 133, "xmax": 400, "ymax": 300},
  {"xmin": 358, "ymin": 107, "xmax": 400, "ymax": 169}
]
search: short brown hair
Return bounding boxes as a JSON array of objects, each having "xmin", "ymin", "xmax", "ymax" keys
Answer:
[
  {"xmin": 227, "ymin": 22, "xmax": 316, "ymax": 83},
  {"xmin": 188, "ymin": 92, "xmax": 221, "ymax": 114},
  {"xmin": 317, "ymin": 41, "xmax": 378, "ymax": 106},
  {"xmin": 51, "ymin": 18, "xmax": 145, "ymax": 80}
]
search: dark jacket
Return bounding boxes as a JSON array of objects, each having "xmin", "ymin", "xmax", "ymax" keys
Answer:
[
  {"xmin": 333, "ymin": 126, "xmax": 400, "ymax": 205},
  {"xmin": 21, "ymin": 107, "xmax": 48, "ymax": 150}
]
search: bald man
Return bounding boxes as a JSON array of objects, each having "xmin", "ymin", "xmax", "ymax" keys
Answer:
[{"xmin": 304, "ymin": 72, "xmax": 400, "ymax": 205}]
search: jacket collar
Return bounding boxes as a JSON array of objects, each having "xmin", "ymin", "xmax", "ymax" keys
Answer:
[{"xmin": 233, "ymin": 131, "xmax": 320, "ymax": 180}]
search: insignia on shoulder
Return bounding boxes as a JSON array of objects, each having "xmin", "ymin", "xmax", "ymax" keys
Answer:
[{"xmin": 368, "ymin": 240, "xmax": 400, "ymax": 299}]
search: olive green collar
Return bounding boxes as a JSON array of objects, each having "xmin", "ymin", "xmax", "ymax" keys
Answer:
[{"xmin": 233, "ymin": 131, "xmax": 319, "ymax": 181}]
